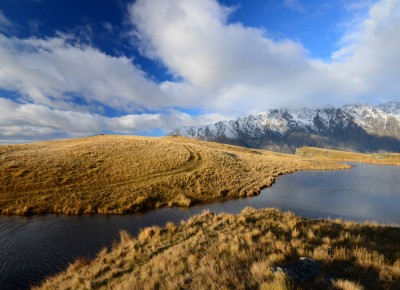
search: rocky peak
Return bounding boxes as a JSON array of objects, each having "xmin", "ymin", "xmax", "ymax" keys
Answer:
[
  {"xmin": 171, "ymin": 102, "xmax": 400, "ymax": 153},
  {"xmin": 378, "ymin": 101, "xmax": 400, "ymax": 114}
]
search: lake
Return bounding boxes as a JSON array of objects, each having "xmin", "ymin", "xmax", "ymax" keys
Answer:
[{"xmin": 0, "ymin": 162, "xmax": 399, "ymax": 289}]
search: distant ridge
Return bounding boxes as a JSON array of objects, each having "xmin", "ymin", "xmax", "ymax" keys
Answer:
[{"xmin": 171, "ymin": 102, "xmax": 400, "ymax": 153}]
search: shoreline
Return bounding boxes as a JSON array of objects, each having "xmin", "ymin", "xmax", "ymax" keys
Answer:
[
  {"xmin": 1, "ymin": 136, "xmax": 398, "ymax": 217},
  {"xmin": 1, "ymin": 165, "xmax": 352, "ymax": 216},
  {"xmin": 0, "ymin": 135, "xmax": 351, "ymax": 216}
]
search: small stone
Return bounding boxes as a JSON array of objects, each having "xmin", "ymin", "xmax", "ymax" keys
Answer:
[{"xmin": 272, "ymin": 257, "xmax": 321, "ymax": 283}]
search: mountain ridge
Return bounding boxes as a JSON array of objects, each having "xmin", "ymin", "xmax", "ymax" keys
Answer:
[{"xmin": 171, "ymin": 102, "xmax": 400, "ymax": 153}]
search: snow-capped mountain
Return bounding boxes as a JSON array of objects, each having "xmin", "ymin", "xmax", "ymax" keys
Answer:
[{"xmin": 171, "ymin": 103, "xmax": 400, "ymax": 153}]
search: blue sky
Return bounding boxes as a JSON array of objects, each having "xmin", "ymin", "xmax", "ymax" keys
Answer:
[{"xmin": 0, "ymin": 0, "xmax": 399, "ymax": 142}]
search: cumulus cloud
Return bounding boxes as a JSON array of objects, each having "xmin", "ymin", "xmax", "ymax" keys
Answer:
[
  {"xmin": 129, "ymin": 0, "xmax": 394, "ymax": 114},
  {"xmin": 130, "ymin": 0, "xmax": 310, "ymax": 91},
  {"xmin": 332, "ymin": 0, "xmax": 400, "ymax": 103},
  {"xmin": 0, "ymin": 11, "xmax": 232, "ymax": 142},
  {"xmin": 0, "ymin": 33, "xmax": 169, "ymax": 112}
]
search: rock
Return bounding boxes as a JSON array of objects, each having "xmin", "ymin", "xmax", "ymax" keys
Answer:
[{"xmin": 272, "ymin": 257, "xmax": 321, "ymax": 283}]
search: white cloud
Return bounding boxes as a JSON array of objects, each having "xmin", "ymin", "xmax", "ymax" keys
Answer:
[
  {"xmin": 332, "ymin": 0, "xmax": 400, "ymax": 102},
  {"xmin": 0, "ymin": 33, "xmax": 169, "ymax": 112},
  {"xmin": 0, "ymin": 97, "xmax": 227, "ymax": 143},
  {"xmin": 0, "ymin": 10, "xmax": 231, "ymax": 142},
  {"xmin": 130, "ymin": 0, "xmax": 399, "ymax": 113},
  {"xmin": 129, "ymin": 0, "xmax": 366, "ymax": 114}
]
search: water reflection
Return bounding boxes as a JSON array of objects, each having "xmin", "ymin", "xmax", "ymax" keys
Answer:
[{"xmin": 260, "ymin": 163, "xmax": 400, "ymax": 224}]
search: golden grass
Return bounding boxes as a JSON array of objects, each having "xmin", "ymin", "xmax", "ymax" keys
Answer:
[
  {"xmin": 296, "ymin": 147, "xmax": 400, "ymax": 165},
  {"xmin": 0, "ymin": 135, "xmax": 348, "ymax": 215},
  {"xmin": 36, "ymin": 208, "xmax": 400, "ymax": 290}
]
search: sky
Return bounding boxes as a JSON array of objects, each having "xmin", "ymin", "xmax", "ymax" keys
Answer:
[{"xmin": 0, "ymin": 0, "xmax": 399, "ymax": 143}]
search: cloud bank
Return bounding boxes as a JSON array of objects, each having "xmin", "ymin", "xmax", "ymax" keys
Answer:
[
  {"xmin": 0, "ymin": 97, "xmax": 225, "ymax": 143},
  {"xmin": 130, "ymin": 0, "xmax": 400, "ymax": 112},
  {"xmin": 0, "ymin": 0, "xmax": 399, "ymax": 142},
  {"xmin": 0, "ymin": 33, "xmax": 168, "ymax": 112}
]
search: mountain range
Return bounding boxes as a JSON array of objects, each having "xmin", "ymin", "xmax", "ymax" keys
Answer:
[{"xmin": 171, "ymin": 102, "xmax": 400, "ymax": 153}]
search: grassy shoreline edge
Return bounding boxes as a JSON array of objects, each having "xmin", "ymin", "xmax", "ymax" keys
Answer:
[
  {"xmin": 1, "ymin": 135, "xmax": 353, "ymax": 216},
  {"xmin": 2, "ymin": 136, "xmax": 399, "ymax": 216}
]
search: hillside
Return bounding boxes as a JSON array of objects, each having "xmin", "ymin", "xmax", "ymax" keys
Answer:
[
  {"xmin": 37, "ymin": 208, "xmax": 400, "ymax": 290},
  {"xmin": 296, "ymin": 147, "xmax": 400, "ymax": 165},
  {"xmin": 0, "ymin": 135, "xmax": 347, "ymax": 215},
  {"xmin": 171, "ymin": 102, "xmax": 400, "ymax": 153}
]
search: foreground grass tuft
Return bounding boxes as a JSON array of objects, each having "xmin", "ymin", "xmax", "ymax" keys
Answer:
[{"xmin": 36, "ymin": 208, "xmax": 400, "ymax": 290}]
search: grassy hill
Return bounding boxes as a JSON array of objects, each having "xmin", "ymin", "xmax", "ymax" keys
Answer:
[
  {"xmin": 296, "ymin": 147, "xmax": 400, "ymax": 165},
  {"xmin": 37, "ymin": 208, "xmax": 400, "ymax": 290},
  {"xmin": 0, "ymin": 135, "xmax": 348, "ymax": 215}
]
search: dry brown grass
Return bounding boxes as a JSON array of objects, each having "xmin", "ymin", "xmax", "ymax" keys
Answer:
[
  {"xmin": 36, "ymin": 208, "xmax": 400, "ymax": 290},
  {"xmin": 296, "ymin": 147, "xmax": 400, "ymax": 165},
  {"xmin": 0, "ymin": 135, "xmax": 348, "ymax": 215}
]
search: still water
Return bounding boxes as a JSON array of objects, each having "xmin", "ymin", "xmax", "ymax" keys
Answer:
[{"xmin": 0, "ymin": 163, "xmax": 399, "ymax": 289}]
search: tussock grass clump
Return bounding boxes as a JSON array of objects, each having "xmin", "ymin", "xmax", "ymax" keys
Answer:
[
  {"xmin": 0, "ymin": 135, "xmax": 348, "ymax": 215},
  {"xmin": 37, "ymin": 208, "xmax": 400, "ymax": 289},
  {"xmin": 296, "ymin": 147, "xmax": 400, "ymax": 165}
]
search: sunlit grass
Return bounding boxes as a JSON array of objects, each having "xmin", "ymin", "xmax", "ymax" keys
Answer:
[
  {"xmin": 0, "ymin": 135, "xmax": 349, "ymax": 215},
  {"xmin": 296, "ymin": 147, "xmax": 400, "ymax": 165},
  {"xmin": 36, "ymin": 208, "xmax": 400, "ymax": 289}
]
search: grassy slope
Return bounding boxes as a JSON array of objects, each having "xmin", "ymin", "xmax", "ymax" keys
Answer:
[
  {"xmin": 0, "ymin": 135, "xmax": 348, "ymax": 215},
  {"xmin": 37, "ymin": 208, "xmax": 400, "ymax": 290},
  {"xmin": 296, "ymin": 147, "xmax": 400, "ymax": 165}
]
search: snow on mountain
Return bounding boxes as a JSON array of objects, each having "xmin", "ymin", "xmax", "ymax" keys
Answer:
[
  {"xmin": 378, "ymin": 102, "xmax": 400, "ymax": 115},
  {"xmin": 171, "ymin": 102, "xmax": 400, "ymax": 153},
  {"xmin": 343, "ymin": 103, "xmax": 400, "ymax": 136}
]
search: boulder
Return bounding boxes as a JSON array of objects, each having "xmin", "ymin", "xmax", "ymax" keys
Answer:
[{"xmin": 272, "ymin": 257, "xmax": 321, "ymax": 283}]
